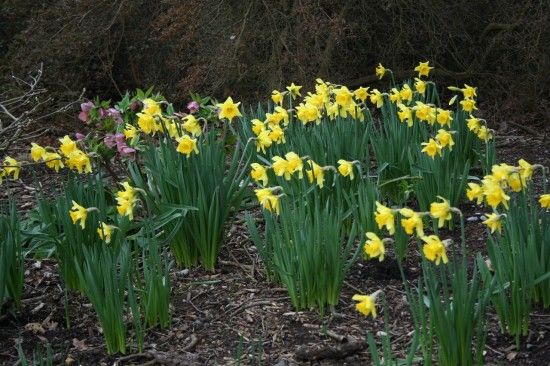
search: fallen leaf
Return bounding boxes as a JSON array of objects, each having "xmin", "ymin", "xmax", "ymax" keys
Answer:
[
  {"xmin": 24, "ymin": 322, "xmax": 46, "ymax": 334},
  {"xmin": 72, "ymin": 338, "xmax": 89, "ymax": 351}
]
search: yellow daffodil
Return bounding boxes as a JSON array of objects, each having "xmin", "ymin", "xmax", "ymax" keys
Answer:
[
  {"xmin": 142, "ymin": 98, "xmax": 161, "ymax": 116},
  {"xmin": 217, "ymin": 97, "xmax": 242, "ymax": 122},
  {"xmin": 274, "ymin": 107, "xmax": 290, "ymax": 125},
  {"xmin": 69, "ymin": 201, "xmax": 88, "ymax": 229},
  {"xmin": 295, "ymin": 103, "xmax": 320, "ymax": 124},
  {"xmin": 97, "ymin": 221, "xmax": 115, "ymax": 243},
  {"xmin": 466, "ymin": 116, "xmax": 481, "ymax": 133},
  {"xmin": 399, "ymin": 84, "xmax": 413, "ymax": 103},
  {"xmin": 354, "ymin": 87, "xmax": 369, "ymax": 102},
  {"xmin": 123, "ymin": 124, "xmax": 137, "ymax": 139},
  {"xmin": 30, "ymin": 143, "xmax": 46, "ymax": 162},
  {"xmin": 59, "ymin": 135, "xmax": 77, "ymax": 157},
  {"xmin": 363, "ymin": 232, "xmax": 385, "ymax": 261},
  {"xmin": 306, "ymin": 160, "xmax": 325, "ymax": 188},
  {"xmin": 285, "ymin": 152, "xmax": 304, "ymax": 179},
  {"xmin": 352, "ymin": 293, "xmax": 378, "ymax": 318},
  {"xmin": 435, "ymin": 129, "xmax": 455, "ymax": 150},
  {"xmin": 414, "ymin": 102, "xmax": 435, "ymax": 124},
  {"xmin": 375, "ymin": 63, "xmax": 387, "ymax": 80},
  {"xmin": 414, "ymin": 78, "xmax": 426, "ymax": 95},
  {"xmin": 286, "ymin": 83, "xmax": 302, "ymax": 100},
  {"xmin": 369, "ymin": 89, "xmax": 384, "ymax": 108},
  {"xmin": 462, "ymin": 84, "xmax": 477, "ymax": 99},
  {"xmin": 335, "ymin": 86, "xmax": 354, "ymax": 108},
  {"xmin": 421, "ymin": 138, "xmax": 442, "ymax": 159},
  {"xmin": 43, "ymin": 152, "xmax": 64, "ymax": 172},
  {"xmin": 183, "ymin": 115, "xmax": 202, "ymax": 136},
  {"xmin": 375, "ymin": 201, "xmax": 395, "ymax": 235},
  {"xmin": 137, "ymin": 112, "xmax": 158, "ymax": 135},
  {"xmin": 337, "ymin": 159, "xmax": 354, "ymax": 180},
  {"xmin": 3, "ymin": 157, "xmax": 20, "ymax": 180},
  {"xmin": 271, "ymin": 90, "xmax": 285, "ymax": 106},
  {"xmin": 176, "ymin": 135, "xmax": 199, "ymax": 157},
  {"xmin": 518, "ymin": 159, "xmax": 533, "ymax": 186},
  {"xmin": 256, "ymin": 130, "xmax": 273, "ymax": 153},
  {"xmin": 483, "ymin": 213, "xmax": 503, "ymax": 234},
  {"xmin": 436, "ymin": 108, "xmax": 452, "ymax": 127},
  {"xmin": 397, "ymin": 104, "xmax": 414, "ymax": 127},
  {"xmin": 476, "ymin": 126, "xmax": 492, "ymax": 141},
  {"xmin": 254, "ymin": 187, "xmax": 280, "ymax": 215},
  {"xmin": 539, "ymin": 194, "xmax": 550, "ymax": 209},
  {"xmin": 250, "ymin": 163, "xmax": 269, "ymax": 186},
  {"xmin": 414, "ymin": 61, "xmax": 433, "ymax": 78},
  {"xmin": 466, "ymin": 182, "xmax": 484, "ymax": 204},
  {"xmin": 430, "ymin": 196, "xmax": 452, "ymax": 228},
  {"xmin": 400, "ymin": 208, "xmax": 425, "ymax": 237},
  {"xmin": 389, "ymin": 88, "xmax": 401, "ymax": 103},
  {"xmin": 268, "ymin": 125, "xmax": 285, "ymax": 145},
  {"xmin": 421, "ymin": 235, "xmax": 449, "ymax": 265},
  {"xmin": 483, "ymin": 181, "xmax": 510, "ymax": 210},
  {"xmin": 271, "ymin": 156, "xmax": 290, "ymax": 179},
  {"xmin": 251, "ymin": 119, "xmax": 266, "ymax": 136},
  {"xmin": 116, "ymin": 182, "xmax": 137, "ymax": 220},
  {"xmin": 65, "ymin": 150, "xmax": 92, "ymax": 174},
  {"xmin": 460, "ymin": 98, "xmax": 477, "ymax": 113}
]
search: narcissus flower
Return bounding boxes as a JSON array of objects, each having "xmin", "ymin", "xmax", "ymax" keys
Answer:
[
  {"xmin": 59, "ymin": 135, "xmax": 78, "ymax": 157},
  {"xmin": 430, "ymin": 196, "xmax": 452, "ymax": 228},
  {"xmin": 137, "ymin": 112, "xmax": 158, "ymax": 135},
  {"xmin": 375, "ymin": 201, "xmax": 395, "ymax": 235},
  {"xmin": 375, "ymin": 63, "xmax": 387, "ymax": 80},
  {"xmin": 435, "ymin": 129, "xmax": 455, "ymax": 150},
  {"xmin": 254, "ymin": 187, "xmax": 280, "ymax": 214},
  {"xmin": 70, "ymin": 201, "xmax": 88, "ymax": 229},
  {"xmin": 436, "ymin": 109, "xmax": 452, "ymax": 127},
  {"xmin": 306, "ymin": 160, "xmax": 325, "ymax": 188},
  {"xmin": 421, "ymin": 235, "xmax": 449, "ymax": 265},
  {"xmin": 123, "ymin": 124, "xmax": 138, "ymax": 139},
  {"xmin": 466, "ymin": 182, "xmax": 484, "ymax": 204},
  {"xmin": 337, "ymin": 159, "xmax": 354, "ymax": 180},
  {"xmin": 250, "ymin": 163, "xmax": 268, "ymax": 186},
  {"xmin": 97, "ymin": 221, "xmax": 115, "ymax": 244},
  {"xmin": 539, "ymin": 194, "xmax": 550, "ymax": 209},
  {"xmin": 462, "ymin": 84, "xmax": 477, "ymax": 99},
  {"xmin": 363, "ymin": 232, "xmax": 385, "ymax": 261},
  {"xmin": 268, "ymin": 125, "xmax": 285, "ymax": 144},
  {"xmin": 414, "ymin": 61, "xmax": 433, "ymax": 78},
  {"xmin": 466, "ymin": 116, "xmax": 481, "ymax": 133},
  {"xmin": 414, "ymin": 78, "xmax": 426, "ymax": 95},
  {"xmin": 251, "ymin": 119, "xmax": 266, "ymax": 136},
  {"xmin": 285, "ymin": 152, "xmax": 304, "ymax": 179},
  {"xmin": 43, "ymin": 152, "xmax": 64, "ymax": 172},
  {"xmin": 518, "ymin": 159, "xmax": 533, "ymax": 186},
  {"xmin": 414, "ymin": 102, "xmax": 435, "ymax": 124},
  {"xmin": 142, "ymin": 98, "xmax": 162, "ymax": 116},
  {"xmin": 30, "ymin": 143, "xmax": 46, "ymax": 162},
  {"xmin": 460, "ymin": 98, "xmax": 477, "ymax": 113},
  {"xmin": 66, "ymin": 150, "xmax": 92, "ymax": 174},
  {"xmin": 286, "ymin": 83, "xmax": 302, "ymax": 99},
  {"xmin": 400, "ymin": 208, "xmax": 425, "ymax": 237},
  {"xmin": 397, "ymin": 104, "xmax": 413, "ymax": 127},
  {"xmin": 3, "ymin": 157, "xmax": 20, "ymax": 180},
  {"xmin": 217, "ymin": 97, "xmax": 242, "ymax": 122},
  {"xmin": 421, "ymin": 138, "xmax": 442, "ymax": 158},
  {"xmin": 183, "ymin": 115, "xmax": 202, "ymax": 136},
  {"xmin": 176, "ymin": 135, "xmax": 199, "ymax": 157},
  {"xmin": 352, "ymin": 293, "xmax": 378, "ymax": 318},
  {"xmin": 483, "ymin": 213, "xmax": 503, "ymax": 234},
  {"xmin": 369, "ymin": 89, "xmax": 384, "ymax": 108},
  {"xmin": 295, "ymin": 103, "xmax": 320, "ymax": 124},
  {"xmin": 335, "ymin": 86, "xmax": 354, "ymax": 108},
  {"xmin": 256, "ymin": 130, "xmax": 273, "ymax": 153},
  {"xmin": 483, "ymin": 181, "xmax": 510, "ymax": 210},
  {"xmin": 116, "ymin": 182, "xmax": 138, "ymax": 220},
  {"xmin": 271, "ymin": 90, "xmax": 285, "ymax": 106},
  {"xmin": 271, "ymin": 156, "xmax": 290, "ymax": 179},
  {"xmin": 353, "ymin": 87, "xmax": 369, "ymax": 102},
  {"xmin": 476, "ymin": 126, "xmax": 492, "ymax": 141},
  {"xmin": 389, "ymin": 88, "xmax": 401, "ymax": 103},
  {"xmin": 399, "ymin": 84, "xmax": 413, "ymax": 103}
]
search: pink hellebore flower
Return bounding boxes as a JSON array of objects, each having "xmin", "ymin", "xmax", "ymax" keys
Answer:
[
  {"xmin": 103, "ymin": 133, "xmax": 117, "ymax": 148},
  {"xmin": 78, "ymin": 101, "xmax": 95, "ymax": 122},
  {"xmin": 75, "ymin": 132, "xmax": 86, "ymax": 141},
  {"xmin": 187, "ymin": 101, "xmax": 200, "ymax": 114}
]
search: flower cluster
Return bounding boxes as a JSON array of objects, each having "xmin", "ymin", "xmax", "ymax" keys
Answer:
[{"xmin": 30, "ymin": 136, "xmax": 92, "ymax": 174}]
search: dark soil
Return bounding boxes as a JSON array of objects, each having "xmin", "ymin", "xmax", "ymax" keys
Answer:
[{"xmin": 1, "ymin": 122, "xmax": 549, "ymax": 365}]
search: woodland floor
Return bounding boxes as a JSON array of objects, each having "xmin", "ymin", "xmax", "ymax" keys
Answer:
[{"xmin": 0, "ymin": 115, "xmax": 549, "ymax": 365}]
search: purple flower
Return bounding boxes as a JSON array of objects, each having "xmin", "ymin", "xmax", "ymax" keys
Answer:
[
  {"xmin": 78, "ymin": 111, "xmax": 89, "ymax": 122},
  {"xmin": 187, "ymin": 101, "xmax": 200, "ymax": 114},
  {"xmin": 75, "ymin": 132, "xmax": 85, "ymax": 141},
  {"xmin": 99, "ymin": 108, "xmax": 108, "ymax": 118},
  {"xmin": 130, "ymin": 101, "xmax": 142, "ymax": 111},
  {"xmin": 117, "ymin": 142, "xmax": 136, "ymax": 160},
  {"xmin": 114, "ymin": 133, "xmax": 125, "ymax": 144},
  {"xmin": 103, "ymin": 134, "xmax": 117, "ymax": 148},
  {"xmin": 107, "ymin": 108, "xmax": 123, "ymax": 124},
  {"xmin": 81, "ymin": 101, "xmax": 94, "ymax": 112}
]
